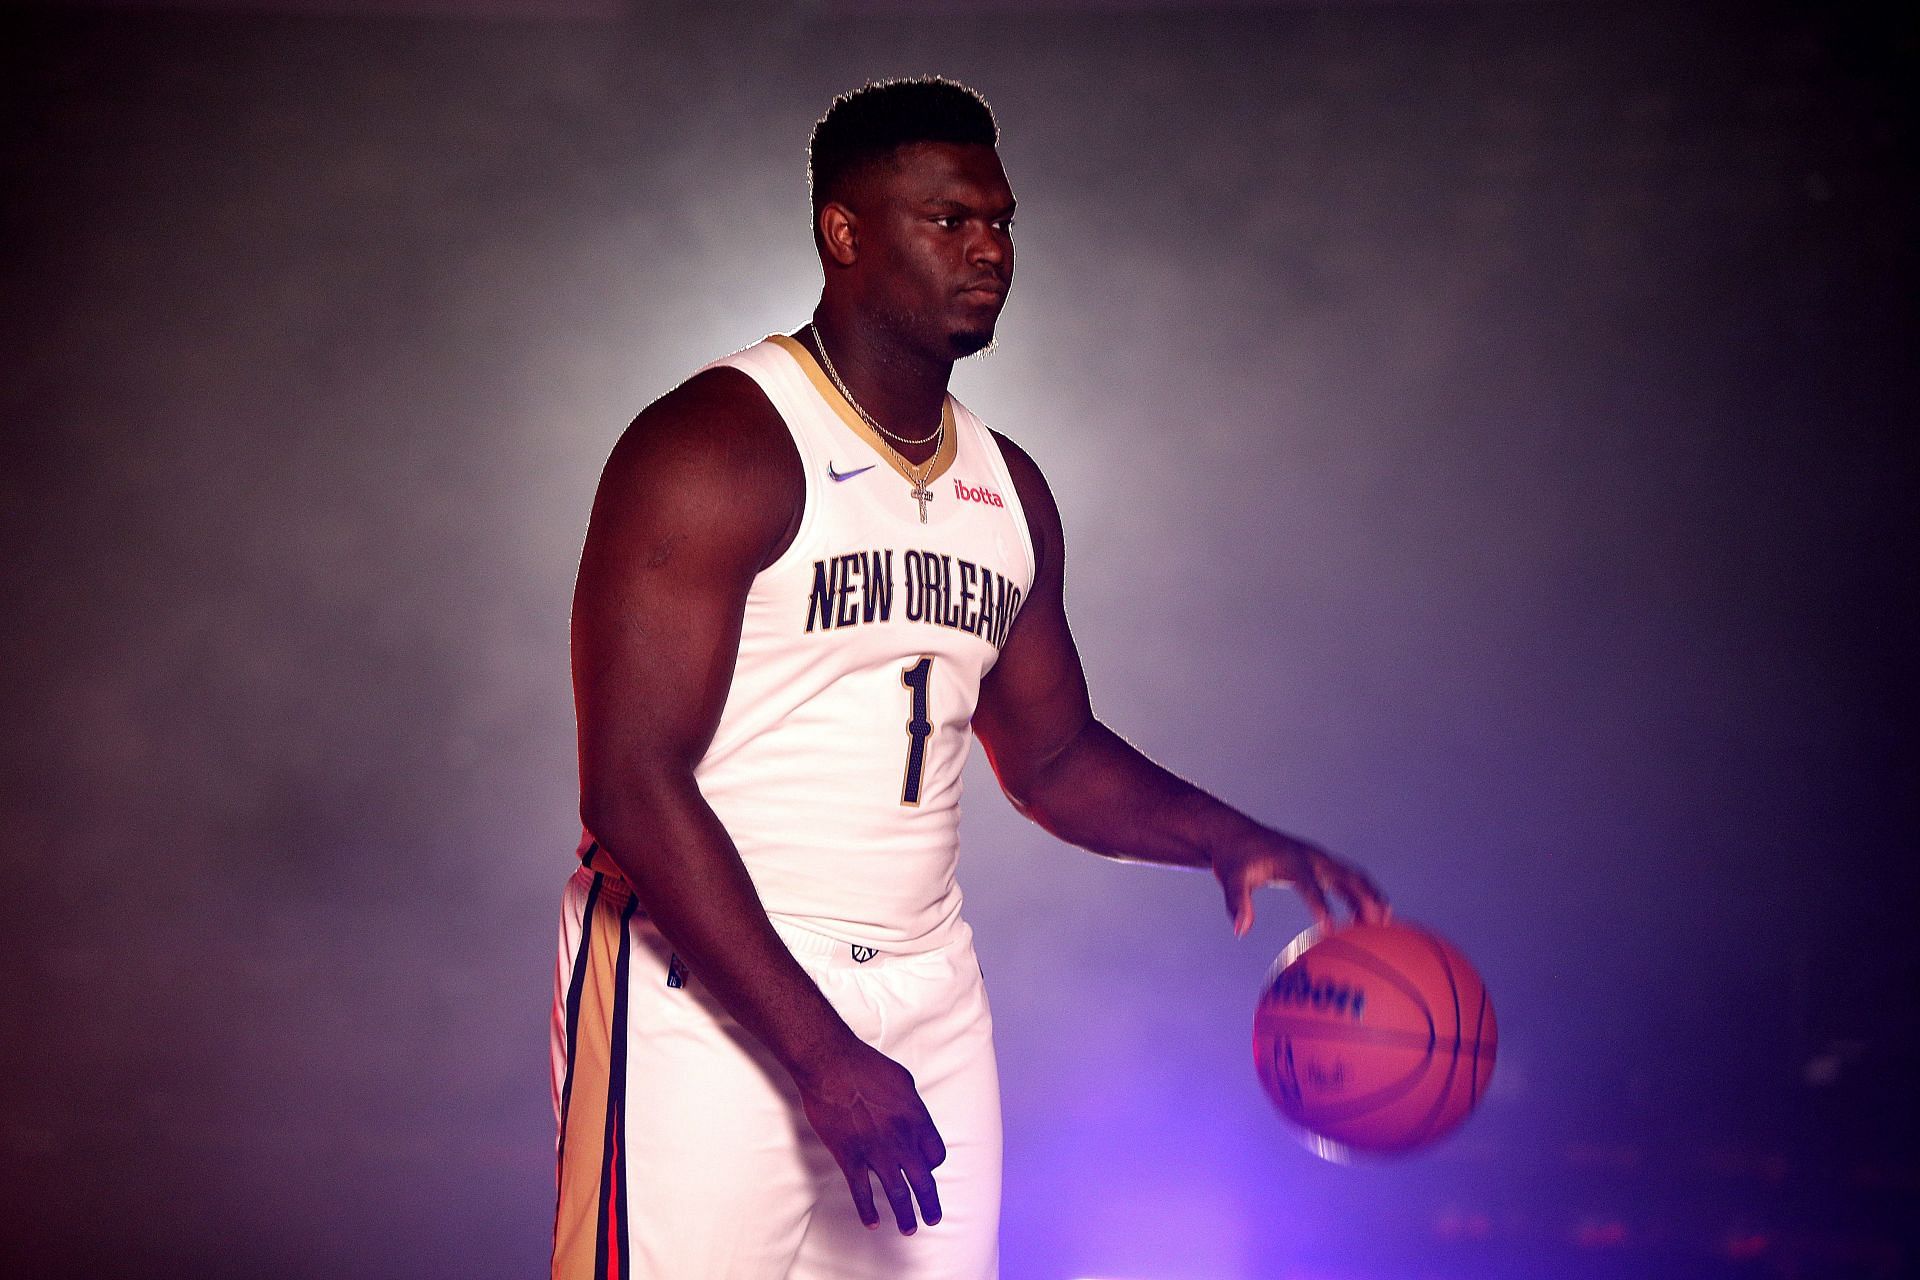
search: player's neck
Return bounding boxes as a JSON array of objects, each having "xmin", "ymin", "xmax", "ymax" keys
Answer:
[{"xmin": 802, "ymin": 307, "xmax": 951, "ymax": 466}]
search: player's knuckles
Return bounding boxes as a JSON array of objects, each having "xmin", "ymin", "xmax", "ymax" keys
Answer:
[
  {"xmin": 886, "ymin": 1114, "xmax": 930, "ymax": 1150},
  {"xmin": 837, "ymin": 1131, "xmax": 887, "ymax": 1168}
]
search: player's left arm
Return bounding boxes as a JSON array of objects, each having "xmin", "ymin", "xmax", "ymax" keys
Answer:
[{"xmin": 973, "ymin": 432, "xmax": 1389, "ymax": 935}]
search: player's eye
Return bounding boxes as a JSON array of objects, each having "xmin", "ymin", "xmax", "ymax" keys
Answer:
[{"xmin": 993, "ymin": 218, "xmax": 1016, "ymax": 233}]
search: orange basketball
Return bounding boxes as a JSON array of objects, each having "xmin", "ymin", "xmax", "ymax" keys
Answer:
[{"xmin": 1253, "ymin": 920, "xmax": 1496, "ymax": 1158}]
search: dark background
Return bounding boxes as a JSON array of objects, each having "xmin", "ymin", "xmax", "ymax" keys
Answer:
[{"xmin": 3, "ymin": 2, "xmax": 1914, "ymax": 1277}]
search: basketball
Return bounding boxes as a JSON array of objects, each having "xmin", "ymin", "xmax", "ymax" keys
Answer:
[{"xmin": 1253, "ymin": 920, "xmax": 1496, "ymax": 1159}]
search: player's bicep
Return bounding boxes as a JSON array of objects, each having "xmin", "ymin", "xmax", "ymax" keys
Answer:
[
  {"xmin": 976, "ymin": 596, "xmax": 1090, "ymax": 793},
  {"xmin": 973, "ymin": 436, "xmax": 1093, "ymax": 804},
  {"xmin": 572, "ymin": 476, "xmax": 747, "ymax": 775},
  {"xmin": 572, "ymin": 380, "xmax": 794, "ymax": 827}
]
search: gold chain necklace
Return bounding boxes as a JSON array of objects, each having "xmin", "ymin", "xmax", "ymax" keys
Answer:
[{"xmin": 809, "ymin": 323, "xmax": 944, "ymax": 523}]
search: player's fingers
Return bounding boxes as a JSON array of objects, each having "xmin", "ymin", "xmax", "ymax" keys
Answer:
[
  {"xmin": 903, "ymin": 1158, "xmax": 943, "ymax": 1227},
  {"xmin": 919, "ymin": 1124, "xmax": 948, "ymax": 1169},
  {"xmin": 1222, "ymin": 872, "xmax": 1255, "ymax": 937},
  {"xmin": 838, "ymin": 1161, "xmax": 881, "ymax": 1230},
  {"xmin": 1337, "ymin": 870, "xmax": 1388, "ymax": 925},
  {"xmin": 876, "ymin": 1163, "xmax": 920, "ymax": 1235},
  {"xmin": 1298, "ymin": 875, "xmax": 1335, "ymax": 933}
]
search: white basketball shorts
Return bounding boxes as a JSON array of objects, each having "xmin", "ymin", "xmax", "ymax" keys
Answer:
[{"xmin": 550, "ymin": 864, "xmax": 1001, "ymax": 1280}]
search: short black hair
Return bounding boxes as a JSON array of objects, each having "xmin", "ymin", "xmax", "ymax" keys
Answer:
[{"xmin": 808, "ymin": 77, "xmax": 999, "ymax": 224}]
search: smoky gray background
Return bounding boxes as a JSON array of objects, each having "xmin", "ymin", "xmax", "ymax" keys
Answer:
[{"xmin": 3, "ymin": 3, "xmax": 1914, "ymax": 1278}]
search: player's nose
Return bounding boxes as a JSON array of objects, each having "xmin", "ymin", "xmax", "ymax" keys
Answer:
[{"xmin": 969, "ymin": 227, "xmax": 1010, "ymax": 270}]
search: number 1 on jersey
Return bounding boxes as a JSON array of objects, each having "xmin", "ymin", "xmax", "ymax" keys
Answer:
[{"xmin": 900, "ymin": 656, "xmax": 934, "ymax": 806}]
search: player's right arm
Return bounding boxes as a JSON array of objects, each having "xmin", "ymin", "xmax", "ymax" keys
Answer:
[{"xmin": 571, "ymin": 369, "xmax": 946, "ymax": 1235}]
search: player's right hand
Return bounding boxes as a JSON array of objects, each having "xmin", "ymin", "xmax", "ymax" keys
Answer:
[{"xmin": 795, "ymin": 1040, "xmax": 947, "ymax": 1235}]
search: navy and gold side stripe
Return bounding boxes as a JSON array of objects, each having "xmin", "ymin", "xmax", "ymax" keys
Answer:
[
  {"xmin": 553, "ymin": 872, "xmax": 604, "ymax": 1182},
  {"xmin": 553, "ymin": 865, "xmax": 640, "ymax": 1280}
]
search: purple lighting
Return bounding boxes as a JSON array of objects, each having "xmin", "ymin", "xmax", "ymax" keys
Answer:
[{"xmin": 2, "ymin": 2, "xmax": 1914, "ymax": 1279}]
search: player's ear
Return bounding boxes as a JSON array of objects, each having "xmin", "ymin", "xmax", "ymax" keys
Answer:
[{"xmin": 819, "ymin": 202, "xmax": 859, "ymax": 267}]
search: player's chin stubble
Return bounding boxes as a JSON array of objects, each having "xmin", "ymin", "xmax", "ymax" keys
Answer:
[{"xmin": 951, "ymin": 328, "xmax": 998, "ymax": 360}]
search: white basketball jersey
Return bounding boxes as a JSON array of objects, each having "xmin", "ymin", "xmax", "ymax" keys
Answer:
[{"xmin": 587, "ymin": 334, "xmax": 1035, "ymax": 954}]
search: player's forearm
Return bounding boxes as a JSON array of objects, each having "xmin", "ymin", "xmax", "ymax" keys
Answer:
[
  {"xmin": 1007, "ymin": 718, "xmax": 1263, "ymax": 870},
  {"xmin": 583, "ymin": 778, "xmax": 864, "ymax": 1084}
]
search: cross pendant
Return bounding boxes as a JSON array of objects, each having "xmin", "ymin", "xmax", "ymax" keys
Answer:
[{"xmin": 911, "ymin": 484, "xmax": 934, "ymax": 523}]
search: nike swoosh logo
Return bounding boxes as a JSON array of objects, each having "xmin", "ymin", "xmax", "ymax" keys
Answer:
[{"xmin": 827, "ymin": 462, "xmax": 877, "ymax": 482}]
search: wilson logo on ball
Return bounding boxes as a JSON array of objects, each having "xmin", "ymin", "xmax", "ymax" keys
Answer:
[{"xmin": 1269, "ymin": 965, "xmax": 1367, "ymax": 1021}]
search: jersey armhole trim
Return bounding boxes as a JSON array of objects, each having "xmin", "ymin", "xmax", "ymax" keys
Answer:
[
  {"xmin": 697, "ymin": 343, "xmax": 822, "ymax": 580},
  {"xmin": 972, "ymin": 413, "xmax": 1039, "ymax": 589}
]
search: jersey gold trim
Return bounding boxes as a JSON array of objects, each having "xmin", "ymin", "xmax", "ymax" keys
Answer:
[{"xmin": 767, "ymin": 333, "xmax": 959, "ymax": 488}]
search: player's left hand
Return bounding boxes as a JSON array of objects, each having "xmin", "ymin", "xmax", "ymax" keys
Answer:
[{"xmin": 1211, "ymin": 830, "xmax": 1388, "ymax": 936}]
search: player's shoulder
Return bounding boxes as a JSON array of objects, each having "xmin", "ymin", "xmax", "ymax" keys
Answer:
[
  {"xmin": 603, "ymin": 365, "xmax": 794, "ymax": 489},
  {"xmin": 592, "ymin": 364, "xmax": 801, "ymax": 554},
  {"xmin": 988, "ymin": 426, "xmax": 1037, "ymax": 479},
  {"xmin": 988, "ymin": 428, "xmax": 1063, "ymax": 580},
  {"xmin": 620, "ymin": 365, "xmax": 784, "ymax": 461},
  {"xmin": 988, "ymin": 428, "xmax": 1060, "ymax": 522}
]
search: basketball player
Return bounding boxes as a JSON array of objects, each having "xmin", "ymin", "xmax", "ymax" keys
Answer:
[{"xmin": 552, "ymin": 77, "xmax": 1388, "ymax": 1280}]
